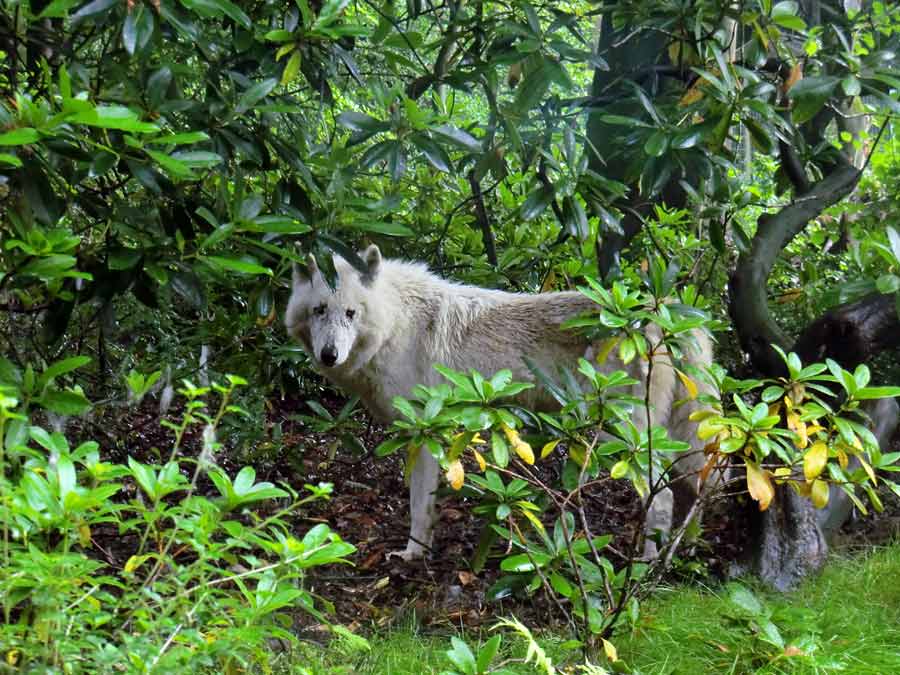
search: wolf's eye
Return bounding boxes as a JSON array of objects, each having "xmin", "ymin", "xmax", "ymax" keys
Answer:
[
  {"xmin": 345, "ymin": 309, "xmax": 356, "ymax": 320},
  {"xmin": 313, "ymin": 304, "xmax": 327, "ymax": 316}
]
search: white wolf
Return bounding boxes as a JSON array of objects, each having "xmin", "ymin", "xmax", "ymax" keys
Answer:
[{"xmin": 285, "ymin": 245, "xmax": 716, "ymax": 560}]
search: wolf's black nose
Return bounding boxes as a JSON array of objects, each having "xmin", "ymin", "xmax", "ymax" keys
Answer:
[{"xmin": 320, "ymin": 345, "xmax": 337, "ymax": 367}]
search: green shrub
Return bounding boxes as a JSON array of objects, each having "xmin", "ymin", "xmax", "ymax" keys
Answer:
[{"xmin": 0, "ymin": 373, "xmax": 359, "ymax": 673}]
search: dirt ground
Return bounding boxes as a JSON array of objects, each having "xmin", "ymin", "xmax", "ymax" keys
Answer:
[{"xmin": 80, "ymin": 389, "xmax": 900, "ymax": 632}]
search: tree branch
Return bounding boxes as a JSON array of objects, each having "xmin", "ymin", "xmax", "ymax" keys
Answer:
[
  {"xmin": 729, "ymin": 158, "xmax": 861, "ymax": 375},
  {"xmin": 467, "ymin": 170, "xmax": 497, "ymax": 267}
]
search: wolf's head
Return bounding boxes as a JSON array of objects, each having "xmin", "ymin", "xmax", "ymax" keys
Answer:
[{"xmin": 285, "ymin": 244, "xmax": 383, "ymax": 371}]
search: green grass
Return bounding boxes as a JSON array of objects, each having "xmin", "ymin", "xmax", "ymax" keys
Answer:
[
  {"xmin": 616, "ymin": 543, "xmax": 900, "ymax": 674},
  {"xmin": 294, "ymin": 543, "xmax": 900, "ymax": 675}
]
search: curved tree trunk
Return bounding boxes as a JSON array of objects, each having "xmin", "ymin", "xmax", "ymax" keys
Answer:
[
  {"xmin": 729, "ymin": 160, "xmax": 900, "ymax": 587},
  {"xmin": 585, "ymin": 0, "xmax": 897, "ymax": 588}
]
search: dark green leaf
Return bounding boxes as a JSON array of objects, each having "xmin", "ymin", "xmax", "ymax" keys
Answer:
[
  {"xmin": 313, "ymin": 0, "xmax": 351, "ymax": 29},
  {"xmin": 204, "ymin": 256, "xmax": 273, "ymax": 276},
  {"xmin": 71, "ymin": 0, "xmax": 117, "ymax": 22},
  {"xmin": 122, "ymin": 4, "xmax": 154, "ymax": 55},
  {"xmin": 236, "ymin": 79, "xmax": 279, "ymax": 114},
  {"xmin": 887, "ymin": 226, "xmax": 900, "ymax": 264},
  {"xmin": 41, "ymin": 389, "xmax": 92, "ymax": 415},
  {"xmin": 169, "ymin": 270, "xmax": 207, "ymax": 310},
  {"xmin": 521, "ymin": 185, "xmax": 554, "ymax": 221},
  {"xmin": 39, "ymin": 0, "xmax": 83, "ymax": 18},
  {"xmin": 337, "ymin": 111, "xmax": 388, "ymax": 133},
  {"xmin": 431, "ymin": 125, "xmax": 481, "ymax": 152},
  {"xmin": 37, "ymin": 356, "xmax": 91, "ymax": 390},
  {"xmin": 562, "ymin": 195, "xmax": 588, "ymax": 240},
  {"xmin": 346, "ymin": 221, "xmax": 414, "ymax": 237},
  {"xmin": 789, "ymin": 76, "xmax": 840, "ymax": 125},
  {"xmin": 410, "ymin": 135, "xmax": 451, "ymax": 172},
  {"xmin": 514, "ymin": 59, "xmax": 552, "ymax": 113},
  {"xmin": 387, "ymin": 144, "xmax": 406, "ymax": 181},
  {"xmin": 360, "ymin": 140, "xmax": 395, "ymax": 169},
  {"xmin": 643, "ymin": 130, "xmax": 669, "ymax": 157}
]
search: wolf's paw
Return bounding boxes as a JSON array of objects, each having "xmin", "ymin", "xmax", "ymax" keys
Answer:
[
  {"xmin": 640, "ymin": 539, "xmax": 662, "ymax": 562},
  {"xmin": 387, "ymin": 543, "xmax": 426, "ymax": 562}
]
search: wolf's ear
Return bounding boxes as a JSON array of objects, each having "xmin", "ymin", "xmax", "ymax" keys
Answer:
[
  {"xmin": 361, "ymin": 244, "xmax": 381, "ymax": 285},
  {"xmin": 292, "ymin": 253, "xmax": 319, "ymax": 288}
]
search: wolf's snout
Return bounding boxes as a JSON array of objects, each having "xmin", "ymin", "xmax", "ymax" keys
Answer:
[{"xmin": 320, "ymin": 345, "xmax": 338, "ymax": 367}]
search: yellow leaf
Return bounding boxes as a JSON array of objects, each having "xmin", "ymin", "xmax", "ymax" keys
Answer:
[
  {"xmin": 810, "ymin": 478, "xmax": 829, "ymax": 509},
  {"xmin": 689, "ymin": 409, "xmax": 717, "ymax": 423},
  {"xmin": 859, "ymin": 455, "xmax": 877, "ymax": 485},
  {"xmin": 124, "ymin": 554, "xmax": 151, "ymax": 575},
  {"xmin": 275, "ymin": 43, "xmax": 295, "ymax": 61},
  {"xmin": 446, "ymin": 459, "xmax": 465, "ymax": 490},
  {"xmin": 775, "ymin": 288, "xmax": 804, "ymax": 303},
  {"xmin": 745, "ymin": 461, "xmax": 774, "ymax": 511},
  {"xmin": 837, "ymin": 447, "xmax": 848, "ymax": 470},
  {"xmin": 404, "ymin": 443, "xmax": 419, "ymax": 484},
  {"xmin": 473, "ymin": 449, "xmax": 486, "ymax": 472},
  {"xmin": 503, "ymin": 425, "xmax": 534, "ymax": 465},
  {"xmin": 697, "ymin": 417, "xmax": 725, "ymax": 441},
  {"xmin": 794, "ymin": 419, "xmax": 809, "ymax": 449},
  {"xmin": 774, "ymin": 467, "xmax": 792, "ymax": 478},
  {"xmin": 595, "ymin": 336, "xmax": 621, "ymax": 365},
  {"xmin": 619, "ymin": 336, "xmax": 637, "ymax": 364},
  {"xmin": 603, "ymin": 638, "xmax": 619, "ymax": 662},
  {"xmin": 519, "ymin": 507, "xmax": 546, "ymax": 533},
  {"xmin": 680, "ymin": 83, "xmax": 704, "ymax": 106},
  {"xmin": 675, "ymin": 368, "xmax": 698, "ymax": 399},
  {"xmin": 803, "ymin": 442, "xmax": 828, "ymax": 481},
  {"xmin": 450, "ymin": 431, "xmax": 473, "ymax": 459},
  {"xmin": 570, "ymin": 445, "xmax": 587, "ymax": 467},
  {"xmin": 78, "ymin": 523, "xmax": 91, "ymax": 547},
  {"xmin": 6, "ymin": 650, "xmax": 20, "ymax": 666},
  {"xmin": 540, "ymin": 439, "xmax": 560, "ymax": 459},
  {"xmin": 806, "ymin": 423, "xmax": 824, "ymax": 437},
  {"xmin": 611, "ymin": 460, "xmax": 629, "ymax": 480},
  {"xmin": 281, "ymin": 50, "xmax": 302, "ymax": 85},
  {"xmin": 470, "ymin": 433, "xmax": 486, "ymax": 445},
  {"xmin": 539, "ymin": 268, "xmax": 557, "ymax": 293},
  {"xmin": 514, "ymin": 439, "xmax": 534, "ymax": 465}
]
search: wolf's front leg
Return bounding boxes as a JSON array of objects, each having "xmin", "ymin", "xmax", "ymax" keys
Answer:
[
  {"xmin": 389, "ymin": 447, "xmax": 439, "ymax": 561},
  {"xmin": 642, "ymin": 486, "xmax": 674, "ymax": 560}
]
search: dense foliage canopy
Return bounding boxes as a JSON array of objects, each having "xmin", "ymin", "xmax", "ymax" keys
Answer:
[{"xmin": 3, "ymin": 0, "xmax": 900, "ymax": 670}]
